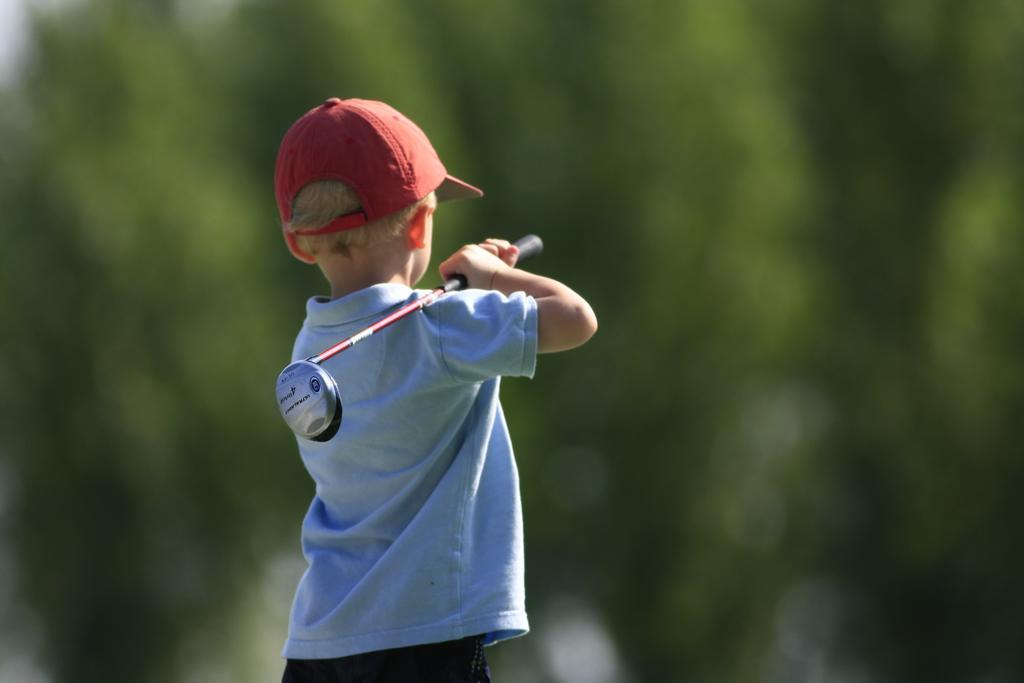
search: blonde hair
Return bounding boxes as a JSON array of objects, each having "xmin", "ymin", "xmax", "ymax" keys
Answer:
[{"xmin": 286, "ymin": 180, "xmax": 436, "ymax": 257}]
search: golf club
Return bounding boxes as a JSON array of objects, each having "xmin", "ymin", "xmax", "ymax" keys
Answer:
[{"xmin": 276, "ymin": 234, "xmax": 544, "ymax": 441}]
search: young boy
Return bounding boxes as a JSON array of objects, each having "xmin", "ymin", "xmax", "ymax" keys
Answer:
[{"xmin": 274, "ymin": 97, "xmax": 597, "ymax": 682}]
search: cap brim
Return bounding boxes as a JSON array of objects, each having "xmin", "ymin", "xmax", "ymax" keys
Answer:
[{"xmin": 435, "ymin": 175, "xmax": 484, "ymax": 203}]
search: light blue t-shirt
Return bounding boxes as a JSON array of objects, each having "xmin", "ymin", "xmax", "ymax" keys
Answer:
[{"xmin": 282, "ymin": 283, "xmax": 538, "ymax": 660}]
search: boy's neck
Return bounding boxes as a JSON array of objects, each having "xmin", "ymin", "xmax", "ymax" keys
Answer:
[{"xmin": 318, "ymin": 243, "xmax": 419, "ymax": 300}]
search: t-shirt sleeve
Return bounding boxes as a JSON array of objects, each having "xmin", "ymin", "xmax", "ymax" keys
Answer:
[{"xmin": 431, "ymin": 289, "xmax": 538, "ymax": 383}]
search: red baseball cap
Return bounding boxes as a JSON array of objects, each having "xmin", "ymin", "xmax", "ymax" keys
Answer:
[{"xmin": 275, "ymin": 97, "xmax": 483, "ymax": 262}]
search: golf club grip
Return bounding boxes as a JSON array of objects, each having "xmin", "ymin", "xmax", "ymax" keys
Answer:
[
  {"xmin": 513, "ymin": 234, "xmax": 544, "ymax": 262},
  {"xmin": 442, "ymin": 234, "xmax": 544, "ymax": 292}
]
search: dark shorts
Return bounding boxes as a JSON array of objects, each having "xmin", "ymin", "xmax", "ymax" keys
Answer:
[{"xmin": 282, "ymin": 636, "xmax": 491, "ymax": 683}]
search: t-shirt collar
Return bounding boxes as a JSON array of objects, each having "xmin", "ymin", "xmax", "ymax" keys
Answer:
[{"xmin": 304, "ymin": 283, "xmax": 415, "ymax": 327}]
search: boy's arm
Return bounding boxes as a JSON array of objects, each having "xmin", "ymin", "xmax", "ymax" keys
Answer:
[{"xmin": 439, "ymin": 240, "xmax": 598, "ymax": 353}]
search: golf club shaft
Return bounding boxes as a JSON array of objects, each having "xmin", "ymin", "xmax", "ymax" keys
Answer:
[{"xmin": 308, "ymin": 235, "xmax": 543, "ymax": 365}]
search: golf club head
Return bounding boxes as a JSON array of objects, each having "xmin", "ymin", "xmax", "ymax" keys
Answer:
[{"xmin": 276, "ymin": 360, "xmax": 342, "ymax": 442}]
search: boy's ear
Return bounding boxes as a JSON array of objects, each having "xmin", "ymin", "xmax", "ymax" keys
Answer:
[
  {"xmin": 284, "ymin": 231, "xmax": 318, "ymax": 264},
  {"xmin": 407, "ymin": 205, "xmax": 433, "ymax": 250}
]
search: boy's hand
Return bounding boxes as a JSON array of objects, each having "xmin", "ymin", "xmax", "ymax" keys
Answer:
[
  {"xmin": 439, "ymin": 239, "xmax": 519, "ymax": 290},
  {"xmin": 477, "ymin": 239, "xmax": 521, "ymax": 268}
]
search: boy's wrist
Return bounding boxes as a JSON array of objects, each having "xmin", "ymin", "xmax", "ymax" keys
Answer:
[
  {"xmin": 488, "ymin": 264, "xmax": 513, "ymax": 291},
  {"xmin": 489, "ymin": 264, "xmax": 519, "ymax": 293}
]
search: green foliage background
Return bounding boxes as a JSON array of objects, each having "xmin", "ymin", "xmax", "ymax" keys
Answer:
[{"xmin": 1, "ymin": 0, "xmax": 1023, "ymax": 680}]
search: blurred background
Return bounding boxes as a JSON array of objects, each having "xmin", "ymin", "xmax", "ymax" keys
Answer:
[{"xmin": 1, "ymin": 0, "xmax": 1023, "ymax": 681}]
